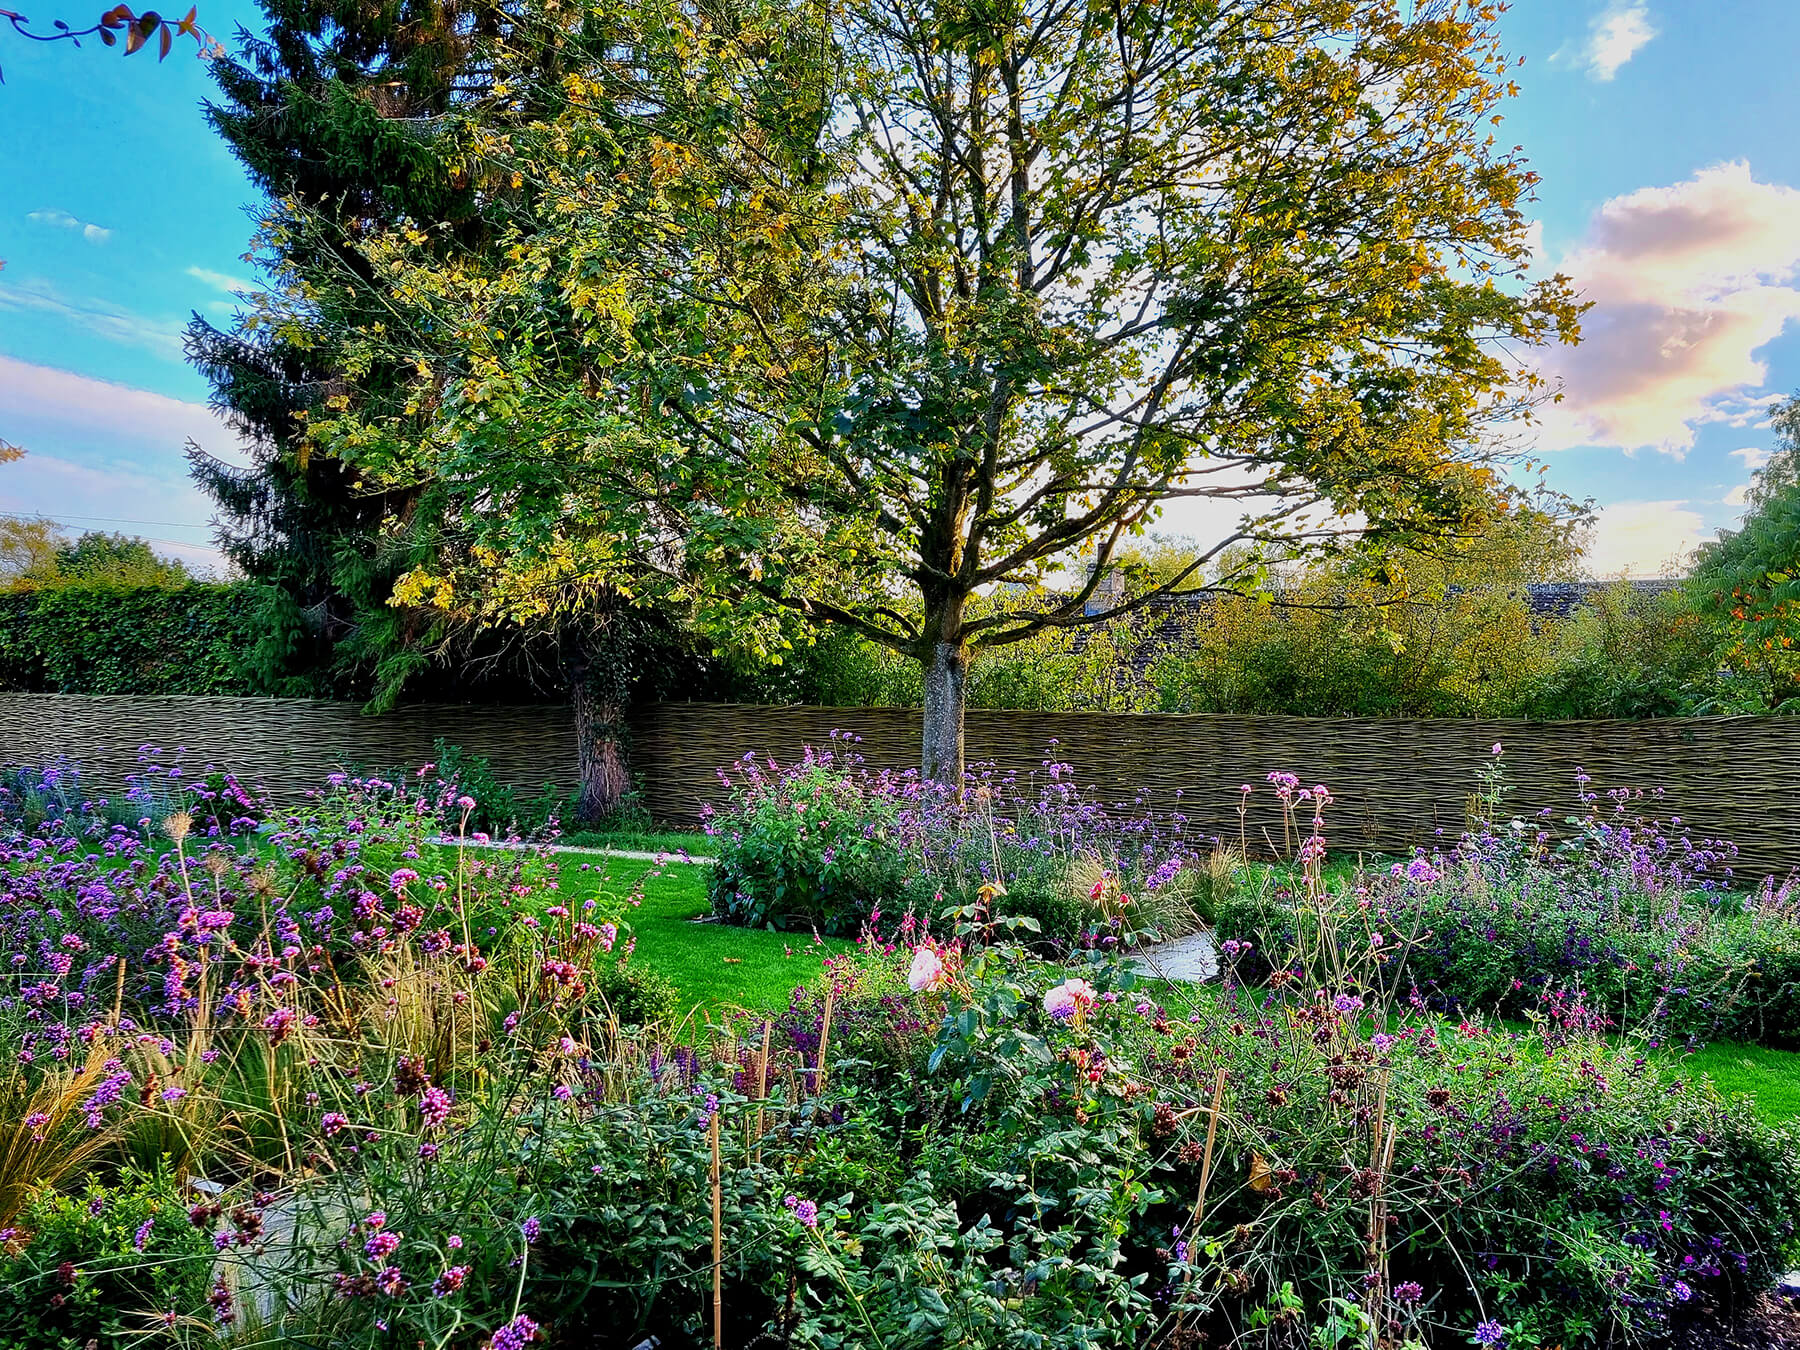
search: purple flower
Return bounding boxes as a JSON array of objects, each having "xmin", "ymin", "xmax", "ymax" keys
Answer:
[
  {"xmin": 365, "ymin": 1231, "xmax": 400, "ymax": 1261},
  {"xmin": 1394, "ymin": 1281, "xmax": 1424, "ymax": 1303},
  {"xmin": 1473, "ymin": 1321, "xmax": 1505, "ymax": 1347},
  {"xmin": 790, "ymin": 1198, "xmax": 818, "ymax": 1229},
  {"xmin": 322, "ymin": 1111, "xmax": 350, "ymax": 1136},
  {"xmin": 419, "ymin": 1086, "xmax": 452, "ymax": 1130},
  {"xmin": 433, "ymin": 1264, "xmax": 469, "ymax": 1297},
  {"xmin": 133, "ymin": 1218, "xmax": 154, "ymax": 1251},
  {"xmin": 488, "ymin": 1313, "xmax": 540, "ymax": 1350},
  {"xmin": 1672, "ymin": 1280, "xmax": 1693, "ymax": 1302},
  {"xmin": 520, "ymin": 1217, "xmax": 541, "ymax": 1243}
]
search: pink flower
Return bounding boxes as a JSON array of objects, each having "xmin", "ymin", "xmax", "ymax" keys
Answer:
[
  {"xmin": 907, "ymin": 946, "xmax": 949, "ymax": 993},
  {"xmin": 1042, "ymin": 978, "xmax": 1096, "ymax": 1020}
]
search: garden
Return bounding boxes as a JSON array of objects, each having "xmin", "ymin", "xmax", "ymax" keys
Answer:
[
  {"xmin": 3, "ymin": 742, "xmax": 1799, "ymax": 1350},
  {"xmin": 5, "ymin": 0, "xmax": 1800, "ymax": 1343}
]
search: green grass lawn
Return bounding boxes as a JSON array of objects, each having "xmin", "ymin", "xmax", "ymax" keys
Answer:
[
  {"xmin": 1679, "ymin": 1041, "xmax": 1800, "ymax": 1127},
  {"xmin": 550, "ymin": 855, "xmax": 854, "ymax": 1017},
  {"xmin": 550, "ymin": 828, "xmax": 718, "ymax": 856}
]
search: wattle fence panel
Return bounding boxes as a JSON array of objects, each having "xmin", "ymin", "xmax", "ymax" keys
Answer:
[
  {"xmin": 630, "ymin": 703, "xmax": 1797, "ymax": 879},
  {"xmin": 0, "ymin": 694, "xmax": 577, "ymax": 803},
  {"xmin": 0, "ymin": 694, "xmax": 1794, "ymax": 880}
]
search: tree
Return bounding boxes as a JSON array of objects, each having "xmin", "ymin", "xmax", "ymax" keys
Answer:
[
  {"xmin": 183, "ymin": 0, "xmax": 700, "ymax": 818},
  {"xmin": 1693, "ymin": 392, "xmax": 1800, "ymax": 709},
  {"xmin": 55, "ymin": 531, "xmax": 193, "ymax": 586},
  {"xmin": 0, "ymin": 516, "xmax": 62, "ymax": 589},
  {"xmin": 181, "ymin": 0, "xmax": 509, "ymax": 698},
  {"xmin": 303, "ymin": 0, "xmax": 1582, "ymax": 782}
]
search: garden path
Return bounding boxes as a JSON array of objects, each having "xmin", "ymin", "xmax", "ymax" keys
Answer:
[
  {"xmin": 430, "ymin": 836, "xmax": 719, "ymax": 864},
  {"xmin": 1128, "ymin": 929, "xmax": 1218, "ymax": 982}
]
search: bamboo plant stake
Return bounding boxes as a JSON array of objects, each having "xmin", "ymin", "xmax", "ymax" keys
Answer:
[
  {"xmin": 1186, "ymin": 1067, "xmax": 1228, "ymax": 1234},
  {"xmin": 711, "ymin": 1110, "xmax": 723, "ymax": 1350},
  {"xmin": 1172, "ymin": 1067, "xmax": 1229, "ymax": 1337},
  {"xmin": 754, "ymin": 1020, "xmax": 772, "ymax": 1166},
  {"xmin": 814, "ymin": 983, "xmax": 837, "ymax": 1098}
]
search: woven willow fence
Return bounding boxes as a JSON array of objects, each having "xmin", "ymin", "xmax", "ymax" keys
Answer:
[
  {"xmin": 0, "ymin": 695, "xmax": 577, "ymax": 802},
  {"xmin": 631, "ymin": 703, "xmax": 1800, "ymax": 880},
  {"xmin": 1, "ymin": 694, "xmax": 1795, "ymax": 878}
]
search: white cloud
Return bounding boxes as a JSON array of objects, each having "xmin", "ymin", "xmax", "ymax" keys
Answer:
[
  {"xmin": 186, "ymin": 265, "xmax": 254, "ymax": 294},
  {"xmin": 1583, "ymin": 4, "xmax": 1657, "ymax": 81},
  {"xmin": 0, "ymin": 276, "xmax": 185, "ymax": 361},
  {"xmin": 1534, "ymin": 162, "xmax": 1800, "ymax": 456},
  {"xmin": 1724, "ymin": 484, "xmax": 1751, "ymax": 507},
  {"xmin": 0, "ymin": 358, "xmax": 249, "ymax": 573},
  {"xmin": 0, "ymin": 355, "xmax": 246, "ymax": 454},
  {"xmin": 1731, "ymin": 445, "xmax": 1774, "ymax": 470},
  {"xmin": 25, "ymin": 207, "xmax": 112, "ymax": 244},
  {"xmin": 1582, "ymin": 500, "xmax": 1705, "ymax": 578}
]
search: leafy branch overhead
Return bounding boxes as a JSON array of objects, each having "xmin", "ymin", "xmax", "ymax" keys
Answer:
[{"xmin": 0, "ymin": 2, "xmax": 221, "ymax": 79}]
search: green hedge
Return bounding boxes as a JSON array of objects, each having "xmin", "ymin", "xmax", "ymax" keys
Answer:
[{"xmin": 0, "ymin": 582, "xmax": 271, "ymax": 694}]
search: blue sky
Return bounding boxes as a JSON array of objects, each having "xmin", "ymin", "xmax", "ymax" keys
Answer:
[{"xmin": 2, "ymin": 0, "xmax": 1799, "ymax": 575}]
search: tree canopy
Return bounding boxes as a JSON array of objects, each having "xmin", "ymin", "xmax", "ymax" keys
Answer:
[
  {"xmin": 293, "ymin": 0, "xmax": 1583, "ymax": 779},
  {"xmin": 1693, "ymin": 391, "xmax": 1800, "ymax": 709}
]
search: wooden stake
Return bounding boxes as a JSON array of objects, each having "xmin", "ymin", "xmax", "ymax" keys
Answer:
[
  {"xmin": 1186, "ymin": 1066, "xmax": 1228, "ymax": 1235},
  {"xmin": 710, "ymin": 1110, "xmax": 723, "ymax": 1350},
  {"xmin": 1173, "ymin": 1066, "xmax": 1229, "ymax": 1336},
  {"xmin": 815, "ymin": 983, "xmax": 837, "ymax": 1098},
  {"xmin": 754, "ymin": 1020, "xmax": 772, "ymax": 1166}
]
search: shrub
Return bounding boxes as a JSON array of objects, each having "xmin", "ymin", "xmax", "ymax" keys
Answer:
[
  {"xmin": 704, "ymin": 738, "xmax": 1218, "ymax": 943},
  {"xmin": 0, "ymin": 581, "xmax": 272, "ymax": 695},
  {"xmin": 427, "ymin": 738, "xmax": 576, "ymax": 839},
  {"xmin": 0, "ymin": 1166, "xmax": 215, "ymax": 1347},
  {"xmin": 1212, "ymin": 757, "xmax": 1800, "ymax": 1050},
  {"xmin": 707, "ymin": 753, "xmax": 914, "ymax": 934}
]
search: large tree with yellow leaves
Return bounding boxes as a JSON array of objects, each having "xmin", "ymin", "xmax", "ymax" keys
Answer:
[{"xmin": 304, "ymin": 0, "xmax": 1584, "ymax": 783}]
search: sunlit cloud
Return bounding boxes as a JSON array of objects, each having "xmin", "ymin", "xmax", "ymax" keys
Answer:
[
  {"xmin": 1534, "ymin": 162, "xmax": 1800, "ymax": 456},
  {"xmin": 1731, "ymin": 446, "xmax": 1775, "ymax": 471},
  {"xmin": 1582, "ymin": 3, "xmax": 1657, "ymax": 81},
  {"xmin": 0, "ymin": 356, "xmax": 244, "ymax": 573},
  {"xmin": 1582, "ymin": 500, "xmax": 1706, "ymax": 578},
  {"xmin": 186, "ymin": 265, "xmax": 254, "ymax": 294}
]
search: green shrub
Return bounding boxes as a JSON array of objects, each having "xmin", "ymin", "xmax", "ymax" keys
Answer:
[
  {"xmin": 596, "ymin": 958, "xmax": 679, "ymax": 1027},
  {"xmin": 0, "ymin": 1166, "xmax": 215, "ymax": 1347},
  {"xmin": 0, "ymin": 582, "xmax": 272, "ymax": 694},
  {"xmin": 429, "ymin": 738, "xmax": 576, "ymax": 838},
  {"xmin": 707, "ymin": 759, "xmax": 913, "ymax": 934}
]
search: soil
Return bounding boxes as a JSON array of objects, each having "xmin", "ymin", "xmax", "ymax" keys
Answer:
[{"xmin": 1672, "ymin": 1296, "xmax": 1800, "ymax": 1350}]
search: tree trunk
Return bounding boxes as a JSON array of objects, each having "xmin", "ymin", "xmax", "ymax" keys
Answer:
[
  {"xmin": 921, "ymin": 638, "xmax": 969, "ymax": 786},
  {"xmin": 570, "ymin": 676, "xmax": 632, "ymax": 822}
]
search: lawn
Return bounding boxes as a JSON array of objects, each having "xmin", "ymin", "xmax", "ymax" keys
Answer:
[{"xmin": 539, "ymin": 853, "xmax": 855, "ymax": 1015}]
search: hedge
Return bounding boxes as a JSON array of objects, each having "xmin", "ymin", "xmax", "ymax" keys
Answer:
[{"xmin": 0, "ymin": 583, "xmax": 271, "ymax": 695}]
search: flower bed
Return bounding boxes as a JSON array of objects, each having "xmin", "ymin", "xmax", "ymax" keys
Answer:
[
  {"xmin": 704, "ymin": 737, "xmax": 1231, "ymax": 941},
  {"xmin": 1217, "ymin": 758, "xmax": 1800, "ymax": 1049},
  {"xmin": 1, "ymin": 758, "xmax": 1797, "ymax": 1348}
]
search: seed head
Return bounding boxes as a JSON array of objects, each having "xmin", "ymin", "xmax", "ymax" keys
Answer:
[{"xmin": 163, "ymin": 812, "xmax": 193, "ymax": 844}]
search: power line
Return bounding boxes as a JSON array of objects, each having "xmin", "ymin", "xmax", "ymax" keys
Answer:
[{"xmin": 17, "ymin": 512, "xmax": 215, "ymax": 533}]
